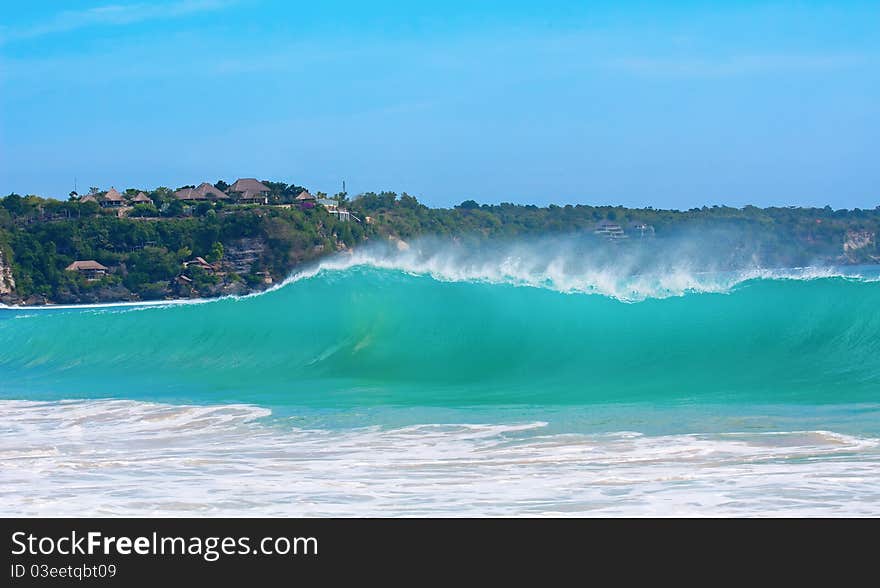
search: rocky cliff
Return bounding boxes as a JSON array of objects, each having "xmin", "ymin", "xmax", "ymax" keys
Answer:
[
  {"xmin": 844, "ymin": 230, "xmax": 878, "ymax": 262},
  {"xmin": 0, "ymin": 247, "xmax": 15, "ymax": 295}
]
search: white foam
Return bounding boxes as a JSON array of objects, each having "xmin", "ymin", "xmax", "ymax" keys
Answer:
[
  {"xmin": 274, "ymin": 243, "xmax": 875, "ymax": 302},
  {"xmin": 0, "ymin": 297, "xmax": 216, "ymax": 312},
  {"xmin": 2, "ymin": 399, "xmax": 879, "ymax": 516}
]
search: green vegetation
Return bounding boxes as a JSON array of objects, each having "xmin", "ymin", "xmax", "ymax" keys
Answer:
[
  {"xmin": 1, "ymin": 185, "xmax": 878, "ymax": 305},
  {"xmin": 0, "ymin": 191, "xmax": 366, "ymax": 303},
  {"xmin": 354, "ymin": 191, "xmax": 880, "ymax": 266}
]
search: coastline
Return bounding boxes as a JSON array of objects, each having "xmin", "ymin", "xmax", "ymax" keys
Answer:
[
  {"xmin": 4, "ymin": 191, "xmax": 880, "ymax": 307},
  {"xmin": 4, "ymin": 256, "xmax": 879, "ymax": 309},
  {"xmin": 0, "ymin": 280, "xmax": 274, "ymax": 308}
]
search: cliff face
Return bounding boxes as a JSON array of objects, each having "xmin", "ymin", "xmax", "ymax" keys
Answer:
[
  {"xmin": 844, "ymin": 230, "xmax": 878, "ymax": 263},
  {"xmin": 223, "ymin": 238, "xmax": 267, "ymax": 274},
  {"xmin": 844, "ymin": 230, "xmax": 875, "ymax": 252},
  {"xmin": 0, "ymin": 247, "xmax": 15, "ymax": 295}
]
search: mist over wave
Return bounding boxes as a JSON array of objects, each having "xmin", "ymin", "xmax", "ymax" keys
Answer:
[{"xmin": 281, "ymin": 236, "xmax": 871, "ymax": 302}]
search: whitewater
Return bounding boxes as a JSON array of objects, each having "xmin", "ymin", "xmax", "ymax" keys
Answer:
[{"xmin": 2, "ymin": 242, "xmax": 880, "ymax": 516}]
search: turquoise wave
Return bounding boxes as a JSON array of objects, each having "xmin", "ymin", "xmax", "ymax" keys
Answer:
[{"xmin": 2, "ymin": 266, "xmax": 880, "ymax": 407}]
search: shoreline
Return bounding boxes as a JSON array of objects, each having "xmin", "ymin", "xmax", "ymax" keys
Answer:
[{"xmin": 0, "ymin": 283, "xmax": 273, "ymax": 309}]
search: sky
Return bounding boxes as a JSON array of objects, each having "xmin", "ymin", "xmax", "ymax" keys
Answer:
[{"xmin": 0, "ymin": 0, "xmax": 878, "ymax": 209}]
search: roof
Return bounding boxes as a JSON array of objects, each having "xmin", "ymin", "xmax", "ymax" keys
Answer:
[
  {"xmin": 65, "ymin": 260, "xmax": 109, "ymax": 272},
  {"xmin": 103, "ymin": 188, "xmax": 124, "ymax": 202},
  {"xmin": 174, "ymin": 187, "xmax": 208, "ymax": 201},
  {"xmin": 317, "ymin": 198, "xmax": 338, "ymax": 207},
  {"xmin": 195, "ymin": 182, "xmax": 229, "ymax": 200},
  {"xmin": 131, "ymin": 192, "xmax": 152, "ymax": 203},
  {"xmin": 185, "ymin": 256, "xmax": 211, "ymax": 267},
  {"xmin": 295, "ymin": 191, "xmax": 315, "ymax": 200},
  {"xmin": 228, "ymin": 178, "xmax": 270, "ymax": 194},
  {"xmin": 80, "ymin": 195, "xmax": 98, "ymax": 203}
]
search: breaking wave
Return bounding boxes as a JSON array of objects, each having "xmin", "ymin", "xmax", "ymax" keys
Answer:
[
  {"xmin": 2, "ymin": 243, "xmax": 880, "ymax": 406},
  {"xmin": 278, "ymin": 243, "xmax": 874, "ymax": 302}
]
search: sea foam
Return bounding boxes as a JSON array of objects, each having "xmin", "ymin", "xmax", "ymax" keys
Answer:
[
  {"xmin": 2, "ymin": 399, "xmax": 879, "ymax": 516},
  {"xmin": 276, "ymin": 239, "xmax": 875, "ymax": 302}
]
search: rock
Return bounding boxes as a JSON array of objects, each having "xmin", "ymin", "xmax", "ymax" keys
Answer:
[
  {"xmin": 224, "ymin": 238, "xmax": 267, "ymax": 274},
  {"xmin": 222, "ymin": 281, "xmax": 248, "ymax": 296},
  {"xmin": 94, "ymin": 285, "xmax": 134, "ymax": 302},
  {"xmin": 0, "ymin": 293, "xmax": 21, "ymax": 306},
  {"xmin": 0, "ymin": 247, "xmax": 15, "ymax": 295},
  {"xmin": 390, "ymin": 236, "xmax": 410, "ymax": 251},
  {"xmin": 24, "ymin": 294, "xmax": 47, "ymax": 306}
]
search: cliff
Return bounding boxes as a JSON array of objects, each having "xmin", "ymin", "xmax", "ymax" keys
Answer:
[{"xmin": 0, "ymin": 246, "xmax": 15, "ymax": 295}]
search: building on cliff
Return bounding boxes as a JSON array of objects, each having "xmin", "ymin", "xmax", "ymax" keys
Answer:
[
  {"xmin": 228, "ymin": 178, "xmax": 270, "ymax": 204},
  {"xmin": 175, "ymin": 182, "xmax": 230, "ymax": 202},
  {"xmin": 100, "ymin": 188, "xmax": 125, "ymax": 208},
  {"xmin": 65, "ymin": 260, "xmax": 109, "ymax": 280},
  {"xmin": 594, "ymin": 221, "xmax": 626, "ymax": 240}
]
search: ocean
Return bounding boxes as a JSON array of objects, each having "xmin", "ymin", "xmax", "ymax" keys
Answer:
[{"xmin": 2, "ymin": 243, "xmax": 880, "ymax": 516}]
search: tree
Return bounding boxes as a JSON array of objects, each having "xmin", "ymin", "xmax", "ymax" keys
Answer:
[
  {"xmin": 80, "ymin": 200, "xmax": 100, "ymax": 217},
  {"xmin": 129, "ymin": 203, "xmax": 159, "ymax": 217},
  {"xmin": 0, "ymin": 207, "xmax": 12, "ymax": 229},
  {"xmin": 399, "ymin": 193, "xmax": 423, "ymax": 210},
  {"xmin": 2, "ymin": 193, "xmax": 24, "ymax": 216},
  {"xmin": 208, "ymin": 241, "xmax": 224, "ymax": 263},
  {"xmin": 194, "ymin": 202, "xmax": 213, "ymax": 217},
  {"xmin": 285, "ymin": 185, "xmax": 307, "ymax": 199},
  {"xmin": 457, "ymin": 199, "xmax": 480, "ymax": 210},
  {"xmin": 164, "ymin": 200, "xmax": 185, "ymax": 218}
]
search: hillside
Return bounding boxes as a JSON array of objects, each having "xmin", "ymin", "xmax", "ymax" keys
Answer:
[{"xmin": 1, "ymin": 183, "xmax": 879, "ymax": 305}]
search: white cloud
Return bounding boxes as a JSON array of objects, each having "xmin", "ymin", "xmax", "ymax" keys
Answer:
[{"xmin": 0, "ymin": 0, "xmax": 237, "ymax": 44}]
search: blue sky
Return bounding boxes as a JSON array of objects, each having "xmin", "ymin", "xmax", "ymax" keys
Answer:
[{"xmin": 1, "ymin": 1, "xmax": 877, "ymax": 209}]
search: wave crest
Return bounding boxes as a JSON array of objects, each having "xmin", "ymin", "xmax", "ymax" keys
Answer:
[{"xmin": 278, "ymin": 239, "xmax": 875, "ymax": 302}]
